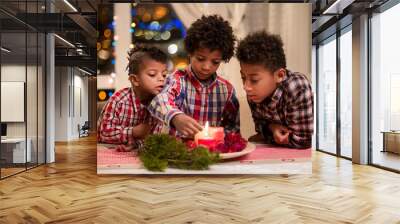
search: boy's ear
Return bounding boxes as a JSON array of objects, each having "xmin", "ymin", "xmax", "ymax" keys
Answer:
[
  {"xmin": 129, "ymin": 74, "xmax": 140, "ymax": 87},
  {"xmin": 274, "ymin": 68, "xmax": 286, "ymax": 83}
]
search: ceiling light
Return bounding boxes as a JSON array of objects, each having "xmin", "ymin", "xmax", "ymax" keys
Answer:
[
  {"xmin": 63, "ymin": 0, "xmax": 78, "ymax": 12},
  {"xmin": 322, "ymin": 0, "xmax": 354, "ymax": 15},
  {"xmin": 78, "ymin": 67, "xmax": 93, "ymax": 76},
  {"xmin": 1, "ymin": 47, "xmax": 11, "ymax": 53},
  {"xmin": 54, "ymin": 34, "xmax": 75, "ymax": 48}
]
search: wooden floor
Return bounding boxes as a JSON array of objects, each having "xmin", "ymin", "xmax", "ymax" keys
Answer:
[
  {"xmin": 1, "ymin": 136, "xmax": 400, "ymax": 223},
  {"xmin": 1, "ymin": 167, "xmax": 26, "ymax": 178}
]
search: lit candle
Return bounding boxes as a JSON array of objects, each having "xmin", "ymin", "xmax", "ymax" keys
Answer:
[
  {"xmin": 194, "ymin": 122, "xmax": 224, "ymax": 151},
  {"xmin": 209, "ymin": 127, "xmax": 224, "ymax": 144}
]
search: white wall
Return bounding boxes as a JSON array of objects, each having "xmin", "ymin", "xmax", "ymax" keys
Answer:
[
  {"xmin": 1, "ymin": 64, "xmax": 46, "ymax": 163},
  {"xmin": 114, "ymin": 3, "xmax": 132, "ymax": 90},
  {"xmin": 55, "ymin": 66, "xmax": 68, "ymax": 141},
  {"xmin": 72, "ymin": 74, "xmax": 89, "ymax": 138},
  {"xmin": 97, "ymin": 75, "xmax": 116, "ymax": 89},
  {"xmin": 1, "ymin": 65, "xmax": 36, "ymax": 137},
  {"xmin": 54, "ymin": 67, "xmax": 89, "ymax": 141}
]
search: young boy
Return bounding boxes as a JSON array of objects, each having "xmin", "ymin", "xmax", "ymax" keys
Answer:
[
  {"xmin": 97, "ymin": 45, "xmax": 168, "ymax": 150},
  {"xmin": 236, "ymin": 31, "xmax": 313, "ymax": 148},
  {"xmin": 148, "ymin": 15, "xmax": 240, "ymax": 138}
]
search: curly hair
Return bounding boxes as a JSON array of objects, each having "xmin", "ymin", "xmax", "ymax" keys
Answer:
[
  {"xmin": 236, "ymin": 31, "xmax": 286, "ymax": 72},
  {"xmin": 126, "ymin": 44, "xmax": 168, "ymax": 75},
  {"xmin": 184, "ymin": 15, "xmax": 236, "ymax": 62}
]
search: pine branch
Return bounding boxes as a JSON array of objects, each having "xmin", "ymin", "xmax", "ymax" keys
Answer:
[{"xmin": 139, "ymin": 134, "xmax": 220, "ymax": 172}]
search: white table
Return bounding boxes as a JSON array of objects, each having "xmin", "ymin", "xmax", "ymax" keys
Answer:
[
  {"xmin": 97, "ymin": 144, "xmax": 312, "ymax": 175},
  {"xmin": 1, "ymin": 138, "xmax": 32, "ymax": 163}
]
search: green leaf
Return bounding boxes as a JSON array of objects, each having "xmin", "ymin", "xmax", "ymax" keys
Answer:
[{"xmin": 139, "ymin": 134, "xmax": 220, "ymax": 171}]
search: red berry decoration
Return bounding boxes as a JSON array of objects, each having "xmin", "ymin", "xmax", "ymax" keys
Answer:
[
  {"xmin": 214, "ymin": 132, "xmax": 247, "ymax": 153},
  {"xmin": 215, "ymin": 143, "xmax": 229, "ymax": 153}
]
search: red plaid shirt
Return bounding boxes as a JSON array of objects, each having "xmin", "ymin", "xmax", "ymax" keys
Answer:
[
  {"xmin": 148, "ymin": 66, "xmax": 240, "ymax": 135},
  {"xmin": 97, "ymin": 87, "xmax": 162, "ymax": 149},
  {"xmin": 250, "ymin": 70, "xmax": 314, "ymax": 148}
]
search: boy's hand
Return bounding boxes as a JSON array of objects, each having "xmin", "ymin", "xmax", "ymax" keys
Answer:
[
  {"xmin": 171, "ymin": 114, "xmax": 203, "ymax": 138},
  {"xmin": 132, "ymin": 123, "xmax": 151, "ymax": 139},
  {"xmin": 269, "ymin": 123, "xmax": 291, "ymax": 145}
]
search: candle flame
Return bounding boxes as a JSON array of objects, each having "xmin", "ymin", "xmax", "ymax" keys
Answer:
[{"xmin": 204, "ymin": 121, "xmax": 209, "ymax": 137}]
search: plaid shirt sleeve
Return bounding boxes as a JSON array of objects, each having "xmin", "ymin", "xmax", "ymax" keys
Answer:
[
  {"xmin": 148, "ymin": 73, "xmax": 184, "ymax": 126},
  {"xmin": 249, "ymin": 102, "xmax": 274, "ymax": 143},
  {"xmin": 286, "ymin": 86, "xmax": 314, "ymax": 148},
  {"xmin": 149, "ymin": 115, "xmax": 164, "ymax": 134},
  {"xmin": 97, "ymin": 99, "xmax": 137, "ymax": 146},
  {"xmin": 249, "ymin": 102, "xmax": 262, "ymax": 134},
  {"xmin": 221, "ymin": 87, "xmax": 240, "ymax": 133}
]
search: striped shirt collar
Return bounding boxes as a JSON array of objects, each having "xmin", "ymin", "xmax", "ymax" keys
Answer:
[
  {"xmin": 130, "ymin": 87, "xmax": 145, "ymax": 112},
  {"xmin": 186, "ymin": 65, "xmax": 218, "ymax": 89}
]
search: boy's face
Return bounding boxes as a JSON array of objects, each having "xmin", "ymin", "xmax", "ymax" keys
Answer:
[
  {"xmin": 130, "ymin": 58, "xmax": 168, "ymax": 96},
  {"xmin": 240, "ymin": 63, "xmax": 286, "ymax": 103},
  {"xmin": 190, "ymin": 48, "xmax": 222, "ymax": 80}
]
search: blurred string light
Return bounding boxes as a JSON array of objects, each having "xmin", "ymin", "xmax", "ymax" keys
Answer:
[
  {"xmin": 142, "ymin": 12, "xmax": 151, "ymax": 22},
  {"xmin": 153, "ymin": 32, "xmax": 161, "ymax": 41},
  {"xmin": 149, "ymin": 21, "xmax": 160, "ymax": 31},
  {"xmin": 136, "ymin": 18, "xmax": 185, "ymax": 38},
  {"xmin": 131, "ymin": 8, "xmax": 137, "ymax": 17},
  {"xmin": 98, "ymin": 89, "xmax": 115, "ymax": 101},
  {"xmin": 168, "ymin": 44, "xmax": 178, "ymax": 54},
  {"xmin": 176, "ymin": 62, "xmax": 187, "ymax": 70},
  {"xmin": 104, "ymin": 29, "xmax": 112, "ymax": 38},
  {"xmin": 110, "ymin": 72, "xmax": 116, "ymax": 78},
  {"xmin": 98, "ymin": 91, "xmax": 107, "ymax": 101},
  {"xmin": 98, "ymin": 49, "xmax": 110, "ymax": 60},
  {"xmin": 144, "ymin": 31, "xmax": 154, "ymax": 40},
  {"xmin": 129, "ymin": 5, "xmax": 186, "ymax": 43},
  {"xmin": 135, "ymin": 30, "xmax": 143, "ymax": 37},
  {"xmin": 153, "ymin": 6, "xmax": 168, "ymax": 20},
  {"xmin": 102, "ymin": 39, "xmax": 111, "ymax": 49},
  {"xmin": 161, "ymin": 31, "xmax": 171, "ymax": 40},
  {"xmin": 98, "ymin": 5, "xmax": 117, "ymax": 77}
]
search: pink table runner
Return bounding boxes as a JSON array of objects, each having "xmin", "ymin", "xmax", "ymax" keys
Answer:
[
  {"xmin": 241, "ymin": 144, "xmax": 311, "ymax": 161},
  {"xmin": 97, "ymin": 147, "xmax": 141, "ymax": 166},
  {"xmin": 97, "ymin": 144, "xmax": 311, "ymax": 166}
]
